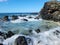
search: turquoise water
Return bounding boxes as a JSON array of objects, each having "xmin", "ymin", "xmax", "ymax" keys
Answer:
[
  {"xmin": 0, "ymin": 20, "xmax": 59, "ymax": 35},
  {"xmin": 0, "ymin": 13, "xmax": 60, "ymax": 35}
]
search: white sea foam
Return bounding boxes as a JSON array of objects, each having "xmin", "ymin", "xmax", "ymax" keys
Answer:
[
  {"xmin": 10, "ymin": 15, "xmax": 42, "ymax": 23},
  {"xmin": 1, "ymin": 15, "xmax": 60, "ymax": 45},
  {"xmin": 2, "ymin": 27, "xmax": 60, "ymax": 45}
]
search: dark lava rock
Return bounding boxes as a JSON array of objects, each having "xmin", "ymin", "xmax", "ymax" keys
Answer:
[
  {"xmin": 12, "ymin": 15, "xmax": 18, "ymax": 20},
  {"xmin": 39, "ymin": 1, "xmax": 60, "ymax": 21},
  {"xmin": 15, "ymin": 36, "xmax": 28, "ymax": 45},
  {"xmin": 53, "ymin": 30, "xmax": 60, "ymax": 35},
  {"xmin": 6, "ymin": 31, "xmax": 14, "ymax": 38},
  {"xmin": 0, "ymin": 31, "xmax": 3, "ymax": 35},
  {"xmin": 23, "ymin": 19, "xmax": 28, "ymax": 21},
  {"xmin": 28, "ymin": 16, "xmax": 33, "ymax": 18},
  {"xmin": 29, "ymin": 30, "xmax": 32, "ymax": 33},
  {"xmin": 34, "ymin": 17, "xmax": 39, "ymax": 19},
  {"xmin": 3, "ymin": 16, "xmax": 9, "ymax": 21},
  {"xmin": 56, "ymin": 30, "xmax": 60, "ymax": 33},
  {"xmin": 0, "ymin": 44, "xmax": 3, "ymax": 45},
  {"xmin": 0, "ymin": 31, "xmax": 7, "ymax": 39},
  {"xmin": 35, "ymin": 29, "xmax": 41, "ymax": 33}
]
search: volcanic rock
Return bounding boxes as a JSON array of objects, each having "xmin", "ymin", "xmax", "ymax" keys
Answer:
[
  {"xmin": 12, "ymin": 15, "xmax": 18, "ymax": 20},
  {"xmin": 39, "ymin": 1, "xmax": 60, "ymax": 21},
  {"xmin": 6, "ymin": 31, "xmax": 14, "ymax": 38},
  {"xmin": 35, "ymin": 29, "xmax": 40, "ymax": 33},
  {"xmin": 3, "ymin": 16, "xmax": 9, "ymax": 21},
  {"xmin": 15, "ymin": 36, "xmax": 28, "ymax": 45},
  {"xmin": 22, "ymin": 19, "xmax": 28, "ymax": 21}
]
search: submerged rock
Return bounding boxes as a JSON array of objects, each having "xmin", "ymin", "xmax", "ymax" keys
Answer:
[{"xmin": 39, "ymin": 1, "xmax": 60, "ymax": 21}]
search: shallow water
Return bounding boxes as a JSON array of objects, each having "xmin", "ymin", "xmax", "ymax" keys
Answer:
[
  {"xmin": 0, "ymin": 15, "xmax": 60, "ymax": 45},
  {"xmin": 0, "ymin": 19, "xmax": 59, "ymax": 34}
]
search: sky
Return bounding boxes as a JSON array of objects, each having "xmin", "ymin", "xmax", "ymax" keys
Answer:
[{"xmin": 0, "ymin": 0, "xmax": 50, "ymax": 13}]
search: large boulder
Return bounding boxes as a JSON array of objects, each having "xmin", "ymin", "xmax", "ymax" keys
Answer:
[
  {"xmin": 39, "ymin": 1, "xmax": 60, "ymax": 21},
  {"xmin": 15, "ymin": 36, "xmax": 28, "ymax": 45},
  {"xmin": 12, "ymin": 15, "xmax": 18, "ymax": 20},
  {"xmin": 3, "ymin": 16, "xmax": 9, "ymax": 21},
  {"xmin": 6, "ymin": 31, "xmax": 14, "ymax": 38}
]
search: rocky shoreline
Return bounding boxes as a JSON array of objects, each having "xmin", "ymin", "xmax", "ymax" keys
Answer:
[{"xmin": 39, "ymin": 1, "xmax": 60, "ymax": 22}]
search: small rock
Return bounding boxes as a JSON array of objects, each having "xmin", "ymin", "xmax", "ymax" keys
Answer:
[
  {"xmin": 28, "ymin": 16, "xmax": 32, "ymax": 18},
  {"xmin": 53, "ymin": 30, "xmax": 60, "ymax": 35},
  {"xmin": 23, "ymin": 19, "xmax": 28, "ymax": 21},
  {"xmin": 29, "ymin": 30, "xmax": 32, "ymax": 33},
  {"xmin": 35, "ymin": 29, "xmax": 41, "ymax": 33},
  {"xmin": 56, "ymin": 30, "xmax": 60, "ymax": 33}
]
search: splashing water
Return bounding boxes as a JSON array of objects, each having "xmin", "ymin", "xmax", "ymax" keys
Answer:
[{"xmin": 0, "ymin": 15, "xmax": 60, "ymax": 45}]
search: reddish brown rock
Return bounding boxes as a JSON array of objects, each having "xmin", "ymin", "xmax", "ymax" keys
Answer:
[{"xmin": 39, "ymin": 1, "xmax": 60, "ymax": 21}]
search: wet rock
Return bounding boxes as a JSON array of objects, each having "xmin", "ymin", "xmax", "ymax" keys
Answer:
[
  {"xmin": 28, "ymin": 16, "xmax": 32, "ymax": 18},
  {"xmin": 38, "ymin": 41, "xmax": 41, "ymax": 44},
  {"xmin": 29, "ymin": 30, "xmax": 32, "ymax": 33},
  {"xmin": 0, "ymin": 32, "xmax": 3, "ymax": 36},
  {"xmin": 39, "ymin": 1, "xmax": 60, "ymax": 21},
  {"xmin": 12, "ymin": 15, "xmax": 18, "ymax": 20},
  {"xmin": 3, "ymin": 16, "xmax": 9, "ymax": 21},
  {"xmin": 0, "ymin": 36, "xmax": 4, "ymax": 45},
  {"xmin": 53, "ymin": 30, "xmax": 60, "ymax": 35},
  {"xmin": 0, "ymin": 44, "xmax": 3, "ymax": 45},
  {"xmin": 22, "ymin": 19, "xmax": 28, "ymax": 21},
  {"xmin": 34, "ymin": 17, "xmax": 39, "ymax": 19},
  {"xmin": 56, "ymin": 30, "xmax": 60, "ymax": 33},
  {"xmin": 6, "ymin": 31, "xmax": 14, "ymax": 38},
  {"xmin": 35, "ymin": 29, "xmax": 41, "ymax": 33},
  {"xmin": 0, "ymin": 31, "xmax": 7, "ymax": 39},
  {"xmin": 15, "ymin": 36, "xmax": 28, "ymax": 45}
]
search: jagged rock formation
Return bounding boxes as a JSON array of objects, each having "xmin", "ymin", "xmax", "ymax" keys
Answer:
[{"xmin": 39, "ymin": 1, "xmax": 60, "ymax": 21}]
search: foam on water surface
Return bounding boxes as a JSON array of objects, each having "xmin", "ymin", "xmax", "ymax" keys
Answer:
[{"xmin": 0, "ymin": 15, "xmax": 60, "ymax": 45}]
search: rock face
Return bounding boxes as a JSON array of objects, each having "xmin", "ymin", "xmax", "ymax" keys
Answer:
[{"xmin": 39, "ymin": 1, "xmax": 60, "ymax": 21}]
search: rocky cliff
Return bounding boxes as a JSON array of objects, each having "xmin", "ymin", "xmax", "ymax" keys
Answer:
[{"xmin": 39, "ymin": 1, "xmax": 60, "ymax": 21}]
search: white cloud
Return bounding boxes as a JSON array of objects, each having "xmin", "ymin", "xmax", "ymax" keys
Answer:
[{"xmin": 0, "ymin": 0, "xmax": 7, "ymax": 2}]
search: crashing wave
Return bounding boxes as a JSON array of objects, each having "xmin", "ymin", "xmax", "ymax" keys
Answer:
[{"xmin": 2, "ymin": 27, "xmax": 60, "ymax": 45}]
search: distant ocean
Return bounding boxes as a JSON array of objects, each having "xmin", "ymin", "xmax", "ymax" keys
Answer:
[{"xmin": 0, "ymin": 13, "xmax": 38, "ymax": 18}]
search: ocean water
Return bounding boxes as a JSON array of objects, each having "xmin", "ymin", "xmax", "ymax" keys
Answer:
[
  {"xmin": 0, "ymin": 13, "xmax": 59, "ymax": 34},
  {"xmin": 0, "ymin": 15, "xmax": 59, "ymax": 34},
  {"xmin": 0, "ymin": 13, "xmax": 38, "ymax": 18},
  {"xmin": 0, "ymin": 13, "xmax": 60, "ymax": 45}
]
